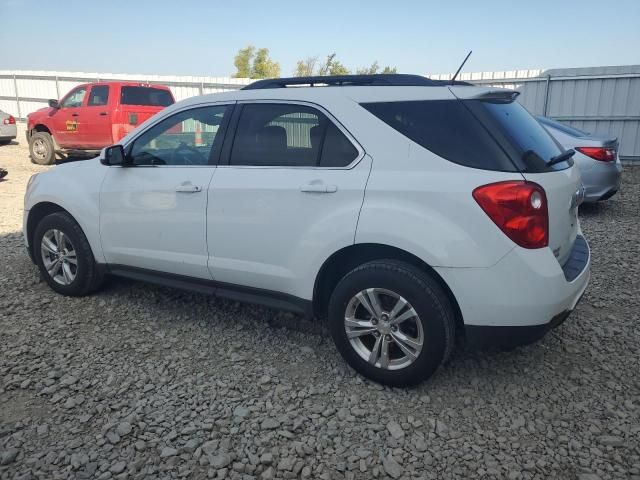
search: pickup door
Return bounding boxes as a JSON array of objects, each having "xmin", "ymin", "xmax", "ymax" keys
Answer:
[
  {"xmin": 81, "ymin": 84, "xmax": 113, "ymax": 148},
  {"xmin": 50, "ymin": 85, "xmax": 87, "ymax": 148}
]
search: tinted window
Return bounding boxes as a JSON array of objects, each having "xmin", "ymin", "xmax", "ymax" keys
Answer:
[
  {"xmin": 320, "ymin": 122, "xmax": 359, "ymax": 167},
  {"xmin": 88, "ymin": 85, "xmax": 109, "ymax": 106},
  {"xmin": 230, "ymin": 103, "xmax": 357, "ymax": 167},
  {"xmin": 121, "ymin": 87, "xmax": 174, "ymax": 107},
  {"xmin": 467, "ymin": 101, "xmax": 564, "ymax": 171},
  {"xmin": 129, "ymin": 105, "xmax": 228, "ymax": 166},
  {"xmin": 61, "ymin": 87, "xmax": 86, "ymax": 108},
  {"xmin": 362, "ymin": 100, "xmax": 516, "ymax": 171}
]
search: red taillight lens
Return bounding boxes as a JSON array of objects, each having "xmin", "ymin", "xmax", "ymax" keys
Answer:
[
  {"xmin": 473, "ymin": 181, "xmax": 549, "ymax": 249},
  {"xmin": 3, "ymin": 115, "xmax": 15, "ymax": 125},
  {"xmin": 575, "ymin": 146, "xmax": 616, "ymax": 162}
]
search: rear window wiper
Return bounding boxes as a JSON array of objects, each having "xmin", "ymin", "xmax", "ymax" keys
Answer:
[{"xmin": 548, "ymin": 148, "xmax": 575, "ymax": 166}]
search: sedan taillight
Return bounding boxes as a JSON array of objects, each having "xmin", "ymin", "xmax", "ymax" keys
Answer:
[
  {"xmin": 3, "ymin": 115, "xmax": 15, "ymax": 125},
  {"xmin": 473, "ymin": 181, "xmax": 549, "ymax": 249},
  {"xmin": 576, "ymin": 146, "xmax": 616, "ymax": 162}
]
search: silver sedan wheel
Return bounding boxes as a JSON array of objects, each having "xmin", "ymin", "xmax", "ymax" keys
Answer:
[
  {"xmin": 344, "ymin": 288, "xmax": 424, "ymax": 370},
  {"xmin": 40, "ymin": 229, "xmax": 77, "ymax": 285},
  {"xmin": 32, "ymin": 138, "xmax": 48, "ymax": 160}
]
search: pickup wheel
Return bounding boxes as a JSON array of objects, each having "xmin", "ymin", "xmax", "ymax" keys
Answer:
[
  {"xmin": 29, "ymin": 131, "xmax": 56, "ymax": 165},
  {"xmin": 328, "ymin": 260, "xmax": 455, "ymax": 387},
  {"xmin": 34, "ymin": 212, "xmax": 104, "ymax": 296}
]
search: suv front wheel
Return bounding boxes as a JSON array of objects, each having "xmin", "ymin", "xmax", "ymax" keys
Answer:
[
  {"xmin": 328, "ymin": 260, "xmax": 455, "ymax": 386},
  {"xmin": 34, "ymin": 212, "xmax": 104, "ymax": 296}
]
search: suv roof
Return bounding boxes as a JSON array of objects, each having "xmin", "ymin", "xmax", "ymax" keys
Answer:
[{"xmin": 242, "ymin": 74, "xmax": 472, "ymax": 90}]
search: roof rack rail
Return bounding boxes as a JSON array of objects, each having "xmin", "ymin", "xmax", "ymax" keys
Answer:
[{"xmin": 241, "ymin": 74, "xmax": 471, "ymax": 90}]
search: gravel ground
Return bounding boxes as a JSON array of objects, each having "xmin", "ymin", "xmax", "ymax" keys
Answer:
[{"xmin": 1, "ymin": 125, "xmax": 639, "ymax": 480}]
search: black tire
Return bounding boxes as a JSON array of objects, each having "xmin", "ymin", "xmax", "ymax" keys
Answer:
[
  {"xmin": 328, "ymin": 259, "xmax": 455, "ymax": 387},
  {"xmin": 0, "ymin": 139, "xmax": 11, "ymax": 146},
  {"xmin": 29, "ymin": 131, "xmax": 56, "ymax": 165},
  {"xmin": 33, "ymin": 212, "xmax": 104, "ymax": 296}
]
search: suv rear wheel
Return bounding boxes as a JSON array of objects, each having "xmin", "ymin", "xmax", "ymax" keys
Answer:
[
  {"xmin": 328, "ymin": 260, "xmax": 455, "ymax": 386},
  {"xmin": 34, "ymin": 212, "xmax": 104, "ymax": 296},
  {"xmin": 29, "ymin": 131, "xmax": 56, "ymax": 165}
]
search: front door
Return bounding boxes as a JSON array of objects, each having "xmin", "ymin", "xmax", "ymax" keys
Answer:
[
  {"xmin": 50, "ymin": 85, "xmax": 87, "ymax": 147},
  {"xmin": 99, "ymin": 104, "xmax": 232, "ymax": 279},
  {"xmin": 207, "ymin": 102, "xmax": 371, "ymax": 299}
]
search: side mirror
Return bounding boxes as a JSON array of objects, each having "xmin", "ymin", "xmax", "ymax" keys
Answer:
[
  {"xmin": 48, "ymin": 99, "xmax": 60, "ymax": 109},
  {"xmin": 100, "ymin": 145, "xmax": 127, "ymax": 166}
]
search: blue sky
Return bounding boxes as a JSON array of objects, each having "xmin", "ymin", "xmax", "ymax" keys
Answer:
[{"xmin": 1, "ymin": 0, "xmax": 639, "ymax": 77}]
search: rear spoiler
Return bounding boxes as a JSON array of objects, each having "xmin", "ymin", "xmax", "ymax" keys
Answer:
[{"xmin": 449, "ymin": 87, "xmax": 520, "ymax": 103}]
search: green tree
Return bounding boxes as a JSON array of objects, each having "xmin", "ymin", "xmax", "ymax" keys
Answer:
[
  {"xmin": 381, "ymin": 66, "xmax": 398, "ymax": 74},
  {"xmin": 252, "ymin": 48, "xmax": 281, "ymax": 79},
  {"xmin": 233, "ymin": 45, "xmax": 255, "ymax": 78},
  {"xmin": 318, "ymin": 53, "xmax": 350, "ymax": 76},
  {"xmin": 356, "ymin": 62, "xmax": 397, "ymax": 75},
  {"xmin": 295, "ymin": 56, "xmax": 318, "ymax": 77}
]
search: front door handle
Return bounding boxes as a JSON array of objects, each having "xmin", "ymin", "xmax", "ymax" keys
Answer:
[
  {"xmin": 176, "ymin": 184, "xmax": 202, "ymax": 193},
  {"xmin": 300, "ymin": 184, "xmax": 338, "ymax": 193},
  {"xmin": 71, "ymin": 113, "xmax": 79, "ymax": 117}
]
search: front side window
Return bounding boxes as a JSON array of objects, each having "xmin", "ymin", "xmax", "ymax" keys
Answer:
[
  {"xmin": 230, "ymin": 103, "xmax": 358, "ymax": 167},
  {"xmin": 88, "ymin": 85, "xmax": 109, "ymax": 106},
  {"xmin": 129, "ymin": 105, "xmax": 229, "ymax": 166},
  {"xmin": 61, "ymin": 87, "xmax": 87, "ymax": 108}
]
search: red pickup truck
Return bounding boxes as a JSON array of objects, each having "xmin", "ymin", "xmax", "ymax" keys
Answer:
[{"xmin": 26, "ymin": 81, "xmax": 175, "ymax": 165}]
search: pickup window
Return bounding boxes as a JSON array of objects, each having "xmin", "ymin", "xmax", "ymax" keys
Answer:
[
  {"xmin": 88, "ymin": 85, "xmax": 109, "ymax": 106},
  {"xmin": 120, "ymin": 86, "xmax": 173, "ymax": 107}
]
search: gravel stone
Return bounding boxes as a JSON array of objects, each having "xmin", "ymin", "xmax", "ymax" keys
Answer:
[{"xmin": 0, "ymin": 134, "xmax": 638, "ymax": 480}]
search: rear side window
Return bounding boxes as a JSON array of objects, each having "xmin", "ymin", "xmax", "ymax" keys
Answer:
[
  {"xmin": 361, "ymin": 100, "xmax": 516, "ymax": 171},
  {"xmin": 230, "ymin": 103, "xmax": 359, "ymax": 167},
  {"xmin": 88, "ymin": 85, "xmax": 109, "ymax": 106},
  {"xmin": 120, "ymin": 86, "xmax": 174, "ymax": 107}
]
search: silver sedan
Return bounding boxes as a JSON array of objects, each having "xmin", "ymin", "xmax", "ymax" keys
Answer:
[
  {"xmin": 0, "ymin": 109, "xmax": 17, "ymax": 145},
  {"xmin": 538, "ymin": 116, "xmax": 622, "ymax": 202}
]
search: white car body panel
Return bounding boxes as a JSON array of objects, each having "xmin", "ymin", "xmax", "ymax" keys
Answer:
[
  {"xmin": 208, "ymin": 156, "xmax": 372, "ymax": 298},
  {"xmin": 99, "ymin": 166, "xmax": 215, "ymax": 279}
]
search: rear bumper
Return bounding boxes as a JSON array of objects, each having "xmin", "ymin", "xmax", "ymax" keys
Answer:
[
  {"xmin": 435, "ymin": 233, "xmax": 590, "ymax": 347},
  {"xmin": 582, "ymin": 161, "xmax": 622, "ymax": 202},
  {"xmin": 465, "ymin": 309, "xmax": 574, "ymax": 350},
  {"xmin": 0, "ymin": 123, "xmax": 17, "ymax": 140}
]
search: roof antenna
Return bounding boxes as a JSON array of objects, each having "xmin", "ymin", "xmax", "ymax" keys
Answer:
[{"xmin": 450, "ymin": 50, "xmax": 472, "ymax": 84}]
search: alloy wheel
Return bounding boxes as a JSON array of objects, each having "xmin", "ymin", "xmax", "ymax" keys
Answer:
[{"xmin": 40, "ymin": 229, "xmax": 78, "ymax": 285}]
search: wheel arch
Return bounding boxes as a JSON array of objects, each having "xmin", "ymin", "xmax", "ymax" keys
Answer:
[
  {"xmin": 27, "ymin": 202, "xmax": 70, "ymax": 260},
  {"xmin": 31, "ymin": 124, "xmax": 52, "ymax": 135},
  {"xmin": 312, "ymin": 243, "xmax": 464, "ymax": 337}
]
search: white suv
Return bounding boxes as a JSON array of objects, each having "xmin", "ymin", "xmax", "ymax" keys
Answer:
[{"xmin": 23, "ymin": 74, "xmax": 590, "ymax": 386}]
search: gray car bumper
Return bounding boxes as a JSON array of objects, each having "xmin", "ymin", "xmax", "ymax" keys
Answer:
[{"xmin": 581, "ymin": 161, "xmax": 623, "ymax": 202}]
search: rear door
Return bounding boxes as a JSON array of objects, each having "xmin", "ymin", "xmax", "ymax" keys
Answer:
[
  {"xmin": 50, "ymin": 85, "xmax": 87, "ymax": 147},
  {"xmin": 113, "ymin": 85, "xmax": 175, "ymax": 142},
  {"xmin": 82, "ymin": 84, "xmax": 112, "ymax": 147},
  {"xmin": 207, "ymin": 101, "xmax": 370, "ymax": 298}
]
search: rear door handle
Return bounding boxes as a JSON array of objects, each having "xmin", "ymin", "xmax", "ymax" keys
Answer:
[
  {"xmin": 99, "ymin": 112, "xmax": 108, "ymax": 116},
  {"xmin": 300, "ymin": 184, "xmax": 338, "ymax": 193},
  {"xmin": 176, "ymin": 184, "xmax": 202, "ymax": 193}
]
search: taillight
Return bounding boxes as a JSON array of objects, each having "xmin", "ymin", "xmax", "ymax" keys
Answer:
[
  {"xmin": 3, "ymin": 115, "xmax": 15, "ymax": 125},
  {"xmin": 473, "ymin": 181, "xmax": 549, "ymax": 249},
  {"xmin": 575, "ymin": 146, "xmax": 616, "ymax": 162}
]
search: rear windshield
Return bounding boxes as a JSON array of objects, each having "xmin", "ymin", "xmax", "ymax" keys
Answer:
[
  {"xmin": 536, "ymin": 116, "xmax": 590, "ymax": 138},
  {"xmin": 361, "ymin": 100, "xmax": 517, "ymax": 172},
  {"xmin": 465, "ymin": 100, "xmax": 566, "ymax": 172},
  {"xmin": 120, "ymin": 86, "xmax": 174, "ymax": 107}
]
